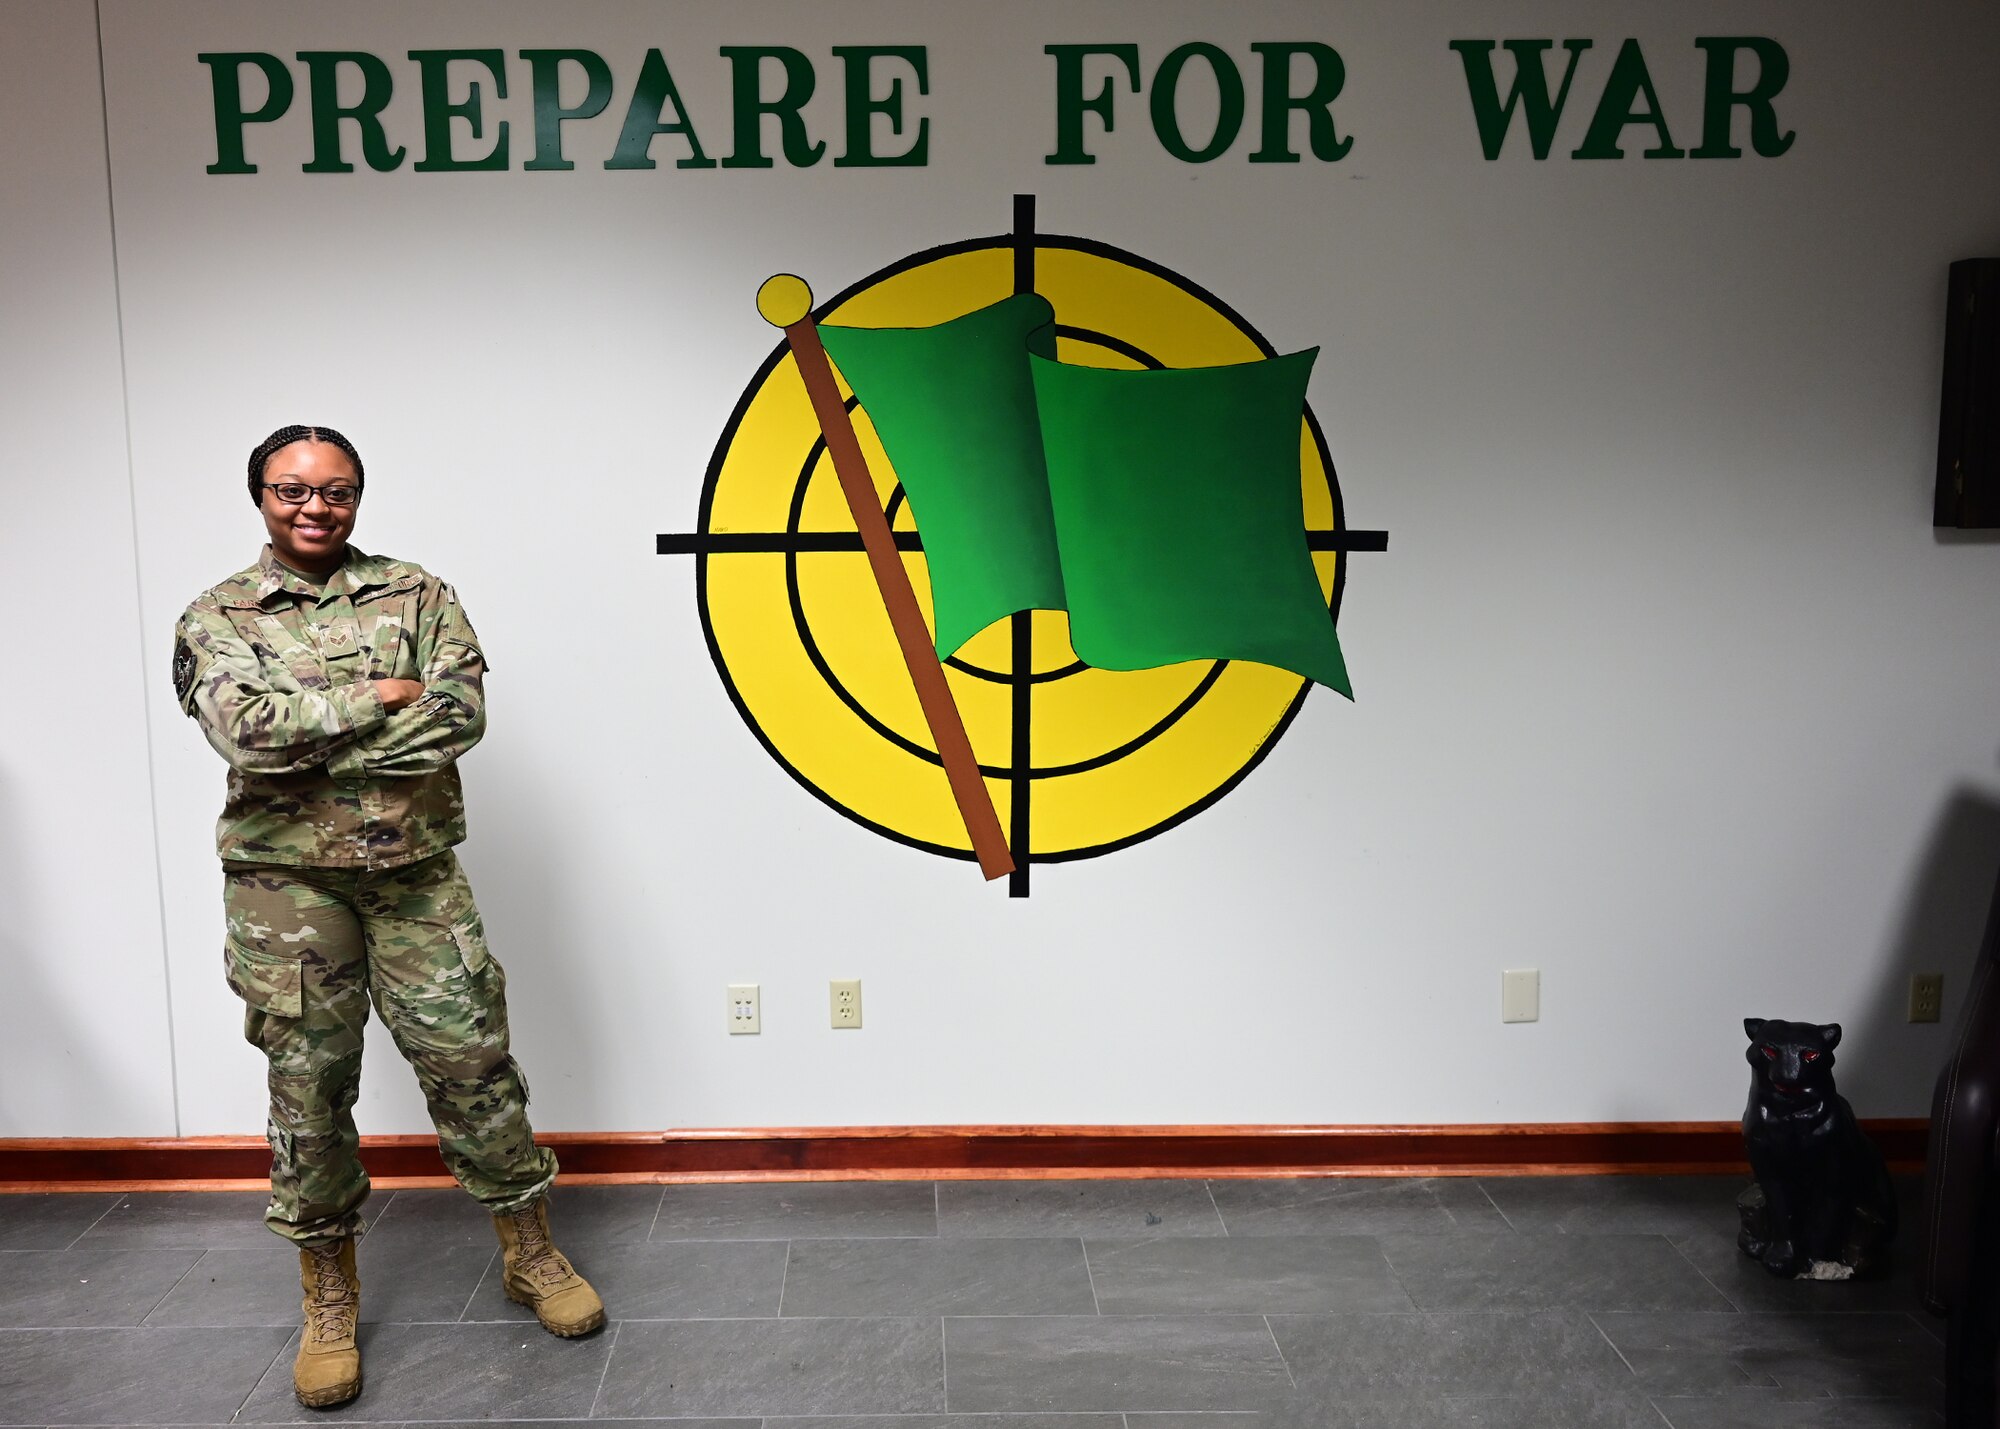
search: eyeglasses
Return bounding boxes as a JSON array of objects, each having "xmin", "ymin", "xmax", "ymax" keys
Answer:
[{"xmin": 262, "ymin": 481, "xmax": 360, "ymax": 506}]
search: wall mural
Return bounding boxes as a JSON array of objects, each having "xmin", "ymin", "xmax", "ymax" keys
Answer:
[{"xmin": 658, "ymin": 196, "xmax": 1388, "ymax": 895}]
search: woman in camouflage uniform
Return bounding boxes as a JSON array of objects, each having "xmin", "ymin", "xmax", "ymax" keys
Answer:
[{"xmin": 174, "ymin": 425, "xmax": 604, "ymax": 1408}]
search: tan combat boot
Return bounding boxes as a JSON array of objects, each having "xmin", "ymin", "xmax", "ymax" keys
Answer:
[
  {"xmin": 493, "ymin": 1198, "xmax": 605, "ymax": 1337},
  {"xmin": 293, "ymin": 1237, "xmax": 361, "ymax": 1407}
]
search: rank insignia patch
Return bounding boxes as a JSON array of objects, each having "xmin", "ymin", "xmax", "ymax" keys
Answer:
[{"xmin": 172, "ymin": 636, "xmax": 197, "ymax": 706}]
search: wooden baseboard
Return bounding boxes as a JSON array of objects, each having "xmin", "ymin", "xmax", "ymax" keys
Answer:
[{"xmin": 0, "ymin": 1120, "xmax": 1930, "ymax": 1192}]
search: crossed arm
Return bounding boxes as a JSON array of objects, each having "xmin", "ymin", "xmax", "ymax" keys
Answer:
[{"xmin": 177, "ymin": 586, "xmax": 487, "ymax": 779}]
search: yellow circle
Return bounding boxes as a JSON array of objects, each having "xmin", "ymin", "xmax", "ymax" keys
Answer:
[
  {"xmin": 701, "ymin": 237, "xmax": 1345, "ymax": 865},
  {"xmin": 756, "ymin": 273, "xmax": 814, "ymax": 328}
]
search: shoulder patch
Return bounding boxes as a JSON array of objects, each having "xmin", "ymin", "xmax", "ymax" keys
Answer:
[{"xmin": 172, "ymin": 636, "xmax": 198, "ymax": 708}]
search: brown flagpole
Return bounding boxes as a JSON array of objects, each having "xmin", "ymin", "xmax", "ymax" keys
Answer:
[{"xmin": 756, "ymin": 274, "xmax": 1015, "ymax": 883}]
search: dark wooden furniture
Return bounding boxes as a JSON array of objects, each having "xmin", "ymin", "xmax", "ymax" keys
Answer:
[
  {"xmin": 1921, "ymin": 863, "xmax": 2000, "ymax": 1427},
  {"xmin": 1938, "ymin": 258, "xmax": 2000, "ymax": 529}
]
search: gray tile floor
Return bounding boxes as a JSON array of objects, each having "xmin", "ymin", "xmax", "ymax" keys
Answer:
[{"xmin": 0, "ymin": 1176, "xmax": 1945, "ymax": 1426}]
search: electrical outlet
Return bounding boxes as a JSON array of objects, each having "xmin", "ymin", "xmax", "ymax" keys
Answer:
[
  {"xmin": 1501, "ymin": 969, "xmax": 1540, "ymax": 1023},
  {"xmin": 1910, "ymin": 972, "xmax": 1944, "ymax": 1023},
  {"xmin": 728, "ymin": 983, "xmax": 761, "ymax": 1035},
  {"xmin": 830, "ymin": 978, "xmax": 862, "ymax": 1029}
]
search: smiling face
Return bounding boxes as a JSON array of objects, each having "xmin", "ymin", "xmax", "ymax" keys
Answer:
[{"xmin": 257, "ymin": 438, "xmax": 360, "ymax": 574}]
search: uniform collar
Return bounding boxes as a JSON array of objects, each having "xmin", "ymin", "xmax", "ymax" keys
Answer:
[{"xmin": 254, "ymin": 545, "xmax": 405, "ymax": 605}]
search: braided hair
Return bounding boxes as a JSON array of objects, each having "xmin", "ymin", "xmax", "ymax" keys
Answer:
[{"xmin": 246, "ymin": 424, "xmax": 365, "ymax": 505}]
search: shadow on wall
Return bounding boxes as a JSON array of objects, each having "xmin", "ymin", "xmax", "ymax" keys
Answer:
[
  {"xmin": 0, "ymin": 769, "xmax": 130, "ymax": 1133},
  {"xmin": 1934, "ymin": 528, "xmax": 2000, "ymax": 546},
  {"xmin": 1840, "ymin": 783, "xmax": 2000, "ymax": 1116}
]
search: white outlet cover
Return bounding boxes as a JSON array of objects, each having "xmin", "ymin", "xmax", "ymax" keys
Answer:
[
  {"xmin": 830, "ymin": 978, "xmax": 862, "ymax": 1029},
  {"xmin": 728, "ymin": 982, "xmax": 761, "ymax": 1035},
  {"xmin": 1501, "ymin": 969, "xmax": 1539, "ymax": 1024}
]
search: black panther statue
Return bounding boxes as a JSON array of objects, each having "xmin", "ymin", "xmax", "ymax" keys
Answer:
[{"xmin": 1737, "ymin": 1018, "xmax": 1897, "ymax": 1278}]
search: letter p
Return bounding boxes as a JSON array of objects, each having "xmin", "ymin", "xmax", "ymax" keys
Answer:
[{"xmin": 201, "ymin": 53, "xmax": 295, "ymax": 175}]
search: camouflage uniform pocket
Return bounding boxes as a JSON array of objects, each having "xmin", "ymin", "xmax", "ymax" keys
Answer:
[
  {"xmin": 375, "ymin": 955, "xmax": 511, "ymax": 1083},
  {"xmin": 225, "ymin": 938, "xmax": 303, "ymax": 1018},
  {"xmin": 449, "ymin": 912, "xmax": 490, "ymax": 974}
]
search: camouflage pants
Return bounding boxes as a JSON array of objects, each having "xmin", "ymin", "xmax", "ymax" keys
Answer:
[{"xmin": 221, "ymin": 851, "xmax": 558, "ymax": 1245}]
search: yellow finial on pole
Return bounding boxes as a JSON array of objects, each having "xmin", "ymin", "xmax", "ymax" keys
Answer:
[{"xmin": 756, "ymin": 274, "xmax": 814, "ymax": 329}]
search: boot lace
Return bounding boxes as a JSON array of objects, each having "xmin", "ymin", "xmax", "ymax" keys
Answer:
[
  {"xmin": 508, "ymin": 1207, "xmax": 576, "ymax": 1290},
  {"xmin": 305, "ymin": 1243, "xmax": 357, "ymax": 1346}
]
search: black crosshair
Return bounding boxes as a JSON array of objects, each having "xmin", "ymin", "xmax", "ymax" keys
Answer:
[{"xmin": 659, "ymin": 195, "xmax": 1389, "ymax": 897}]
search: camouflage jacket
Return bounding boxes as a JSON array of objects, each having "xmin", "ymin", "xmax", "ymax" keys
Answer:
[{"xmin": 174, "ymin": 546, "xmax": 487, "ymax": 869}]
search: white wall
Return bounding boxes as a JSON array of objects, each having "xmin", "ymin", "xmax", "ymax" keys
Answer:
[
  {"xmin": 5, "ymin": 0, "xmax": 2000, "ymax": 1138},
  {"xmin": 0, "ymin": 1, "xmax": 178, "ymax": 1136}
]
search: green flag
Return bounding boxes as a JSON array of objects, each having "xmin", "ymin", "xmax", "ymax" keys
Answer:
[
  {"xmin": 814, "ymin": 295, "xmax": 1063, "ymax": 658},
  {"xmin": 819, "ymin": 295, "xmax": 1351, "ymax": 697}
]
